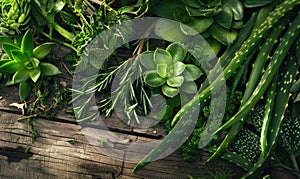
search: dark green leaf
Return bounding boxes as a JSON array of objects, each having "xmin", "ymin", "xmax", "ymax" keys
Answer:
[
  {"xmin": 33, "ymin": 42, "xmax": 55, "ymax": 59},
  {"xmin": 162, "ymin": 85, "xmax": 179, "ymax": 97},
  {"xmin": 0, "ymin": 36, "xmax": 14, "ymax": 44},
  {"xmin": 0, "ymin": 59, "xmax": 11, "ymax": 66},
  {"xmin": 139, "ymin": 51, "xmax": 156, "ymax": 70},
  {"xmin": 150, "ymin": 0, "xmax": 185, "ymax": 18},
  {"xmin": 21, "ymin": 30, "xmax": 33, "ymax": 57},
  {"xmin": 243, "ymin": 0, "xmax": 273, "ymax": 8},
  {"xmin": 11, "ymin": 50, "xmax": 29, "ymax": 63},
  {"xmin": 209, "ymin": 23, "xmax": 238, "ymax": 45},
  {"xmin": 13, "ymin": 69, "xmax": 29, "ymax": 84},
  {"xmin": 144, "ymin": 70, "xmax": 166, "ymax": 87},
  {"xmin": 167, "ymin": 76, "xmax": 184, "ymax": 87},
  {"xmin": 2, "ymin": 43, "xmax": 20, "ymax": 60},
  {"xmin": 40, "ymin": 62, "xmax": 61, "ymax": 76},
  {"xmin": 181, "ymin": 82, "xmax": 198, "ymax": 94},
  {"xmin": 154, "ymin": 19, "xmax": 189, "ymax": 42},
  {"xmin": 0, "ymin": 61, "xmax": 23, "ymax": 73},
  {"xmin": 19, "ymin": 80, "xmax": 32, "ymax": 102},
  {"xmin": 180, "ymin": 0, "xmax": 202, "ymax": 8},
  {"xmin": 215, "ymin": 6, "xmax": 233, "ymax": 29},
  {"xmin": 224, "ymin": 0, "xmax": 244, "ymax": 20},
  {"xmin": 186, "ymin": 17, "xmax": 214, "ymax": 33},
  {"xmin": 154, "ymin": 49, "xmax": 173, "ymax": 65},
  {"xmin": 166, "ymin": 43, "xmax": 187, "ymax": 62},
  {"xmin": 182, "ymin": 64, "xmax": 202, "ymax": 81}
]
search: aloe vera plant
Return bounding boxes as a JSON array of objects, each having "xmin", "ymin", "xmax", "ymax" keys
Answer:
[
  {"xmin": 0, "ymin": 30, "xmax": 61, "ymax": 101},
  {"xmin": 133, "ymin": 0, "xmax": 300, "ymax": 174}
]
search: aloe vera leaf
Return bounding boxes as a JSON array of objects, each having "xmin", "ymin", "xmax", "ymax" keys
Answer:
[
  {"xmin": 206, "ymin": 12, "xmax": 300, "ymax": 163},
  {"xmin": 260, "ymin": 74, "xmax": 278, "ymax": 156},
  {"xmin": 214, "ymin": 13, "xmax": 300, "ymax": 133},
  {"xmin": 243, "ymin": 48, "xmax": 299, "ymax": 179},
  {"xmin": 172, "ymin": 0, "xmax": 300, "ymax": 127},
  {"xmin": 242, "ymin": 21, "xmax": 287, "ymax": 104},
  {"xmin": 204, "ymin": 147, "xmax": 254, "ymax": 171}
]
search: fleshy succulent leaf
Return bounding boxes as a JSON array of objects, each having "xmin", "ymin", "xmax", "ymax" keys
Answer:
[
  {"xmin": 11, "ymin": 49, "xmax": 28, "ymax": 63},
  {"xmin": 167, "ymin": 76, "xmax": 184, "ymax": 87},
  {"xmin": 139, "ymin": 51, "xmax": 156, "ymax": 70},
  {"xmin": 19, "ymin": 80, "xmax": 32, "ymax": 102},
  {"xmin": 144, "ymin": 70, "xmax": 166, "ymax": 87},
  {"xmin": 21, "ymin": 30, "xmax": 33, "ymax": 57},
  {"xmin": 33, "ymin": 42, "xmax": 55, "ymax": 59},
  {"xmin": 157, "ymin": 63, "xmax": 168, "ymax": 78},
  {"xmin": 0, "ymin": 61, "xmax": 23, "ymax": 73},
  {"xmin": 173, "ymin": 61, "xmax": 186, "ymax": 76},
  {"xmin": 12, "ymin": 69, "xmax": 29, "ymax": 84},
  {"xmin": 28, "ymin": 68, "xmax": 41, "ymax": 83},
  {"xmin": 40, "ymin": 62, "xmax": 61, "ymax": 76},
  {"xmin": 166, "ymin": 43, "xmax": 187, "ymax": 62},
  {"xmin": 162, "ymin": 85, "xmax": 179, "ymax": 98},
  {"xmin": 154, "ymin": 48, "xmax": 173, "ymax": 66},
  {"xmin": 182, "ymin": 64, "xmax": 202, "ymax": 81}
]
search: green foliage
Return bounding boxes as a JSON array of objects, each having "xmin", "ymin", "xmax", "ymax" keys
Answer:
[
  {"xmin": 0, "ymin": 0, "xmax": 31, "ymax": 35},
  {"xmin": 141, "ymin": 43, "xmax": 202, "ymax": 98},
  {"xmin": 0, "ymin": 30, "xmax": 61, "ymax": 101}
]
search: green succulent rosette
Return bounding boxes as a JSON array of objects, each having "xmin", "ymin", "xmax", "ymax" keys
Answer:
[
  {"xmin": 140, "ymin": 43, "xmax": 202, "ymax": 98},
  {"xmin": 0, "ymin": 0, "xmax": 31, "ymax": 35}
]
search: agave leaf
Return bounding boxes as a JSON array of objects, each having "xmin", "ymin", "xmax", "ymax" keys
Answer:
[
  {"xmin": 166, "ymin": 43, "xmax": 187, "ymax": 62},
  {"xmin": 21, "ymin": 30, "xmax": 33, "ymax": 57},
  {"xmin": 13, "ymin": 69, "xmax": 29, "ymax": 84},
  {"xmin": 182, "ymin": 64, "xmax": 202, "ymax": 81},
  {"xmin": 28, "ymin": 68, "xmax": 41, "ymax": 83},
  {"xmin": 40, "ymin": 62, "xmax": 61, "ymax": 76},
  {"xmin": 2, "ymin": 43, "xmax": 21, "ymax": 60},
  {"xmin": 154, "ymin": 48, "xmax": 173, "ymax": 66},
  {"xmin": 162, "ymin": 85, "xmax": 179, "ymax": 97},
  {"xmin": 139, "ymin": 51, "xmax": 156, "ymax": 70},
  {"xmin": 144, "ymin": 70, "xmax": 166, "ymax": 87},
  {"xmin": 11, "ymin": 50, "xmax": 28, "ymax": 63},
  {"xmin": 167, "ymin": 76, "xmax": 184, "ymax": 87},
  {"xmin": 19, "ymin": 80, "xmax": 32, "ymax": 102},
  {"xmin": 173, "ymin": 61, "xmax": 186, "ymax": 76},
  {"xmin": 33, "ymin": 42, "xmax": 55, "ymax": 59},
  {"xmin": 0, "ymin": 61, "xmax": 23, "ymax": 73}
]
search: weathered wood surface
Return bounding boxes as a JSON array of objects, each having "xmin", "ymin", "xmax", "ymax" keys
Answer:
[{"xmin": 0, "ymin": 84, "xmax": 245, "ymax": 178}]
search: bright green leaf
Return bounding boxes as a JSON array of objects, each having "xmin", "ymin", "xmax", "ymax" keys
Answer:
[
  {"xmin": 11, "ymin": 50, "xmax": 29, "ymax": 62},
  {"xmin": 182, "ymin": 64, "xmax": 202, "ymax": 81},
  {"xmin": 167, "ymin": 76, "xmax": 184, "ymax": 87},
  {"xmin": 0, "ymin": 59, "xmax": 11, "ymax": 66},
  {"xmin": 173, "ymin": 61, "xmax": 186, "ymax": 76},
  {"xmin": 19, "ymin": 80, "xmax": 32, "ymax": 102},
  {"xmin": 166, "ymin": 43, "xmax": 187, "ymax": 62},
  {"xmin": 13, "ymin": 69, "xmax": 29, "ymax": 84},
  {"xmin": 144, "ymin": 70, "xmax": 166, "ymax": 88},
  {"xmin": 33, "ymin": 42, "xmax": 55, "ymax": 59},
  {"xmin": 30, "ymin": 58, "xmax": 40, "ymax": 68},
  {"xmin": 2, "ymin": 43, "xmax": 20, "ymax": 60},
  {"xmin": 224, "ymin": 0, "xmax": 244, "ymax": 20},
  {"xmin": 181, "ymin": 82, "xmax": 198, "ymax": 94},
  {"xmin": 157, "ymin": 64, "xmax": 168, "ymax": 78},
  {"xmin": 154, "ymin": 48, "xmax": 173, "ymax": 66},
  {"xmin": 40, "ymin": 62, "xmax": 61, "ymax": 76},
  {"xmin": 0, "ymin": 61, "xmax": 23, "ymax": 73},
  {"xmin": 0, "ymin": 36, "xmax": 14, "ymax": 44},
  {"xmin": 139, "ymin": 51, "xmax": 156, "ymax": 70},
  {"xmin": 21, "ymin": 30, "xmax": 33, "ymax": 57},
  {"xmin": 28, "ymin": 68, "xmax": 41, "ymax": 83},
  {"xmin": 162, "ymin": 85, "xmax": 179, "ymax": 98}
]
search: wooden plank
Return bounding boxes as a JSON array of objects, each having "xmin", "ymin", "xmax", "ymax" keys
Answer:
[{"xmin": 0, "ymin": 110, "xmax": 245, "ymax": 178}]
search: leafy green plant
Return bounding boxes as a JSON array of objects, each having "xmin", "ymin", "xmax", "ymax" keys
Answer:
[
  {"xmin": 0, "ymin": 0, "xmax": 31, "ymax": 35},
  {"xmin": 140, "ymin": 43, "xmax": 202, "ymax": 98},
  {"xmin": 0, "ymin": 30, "xmax": 61, "ymax": 101}
]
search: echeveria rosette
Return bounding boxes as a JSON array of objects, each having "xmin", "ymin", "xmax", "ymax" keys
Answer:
[
  {"xmin": 0, "ymin": 30, "xmax": 61, "ymax": 101},
  {"xmin": 140, "ymin": 43, "xmax": 202, "ymax": 98},
  {"xmin": 0, "ymin": 0, "xmax": 31, "ymax": 35}
]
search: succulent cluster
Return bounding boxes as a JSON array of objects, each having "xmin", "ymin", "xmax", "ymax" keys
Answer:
[
  {"xmin": 0, "ymin": 30, "xmax": 61, "ymax": 101},
  {"xmin": 0, "ymin": 0, "xmax": 31, "ymax": 35},
  {"xmin": 140, "ymin": 43, "xmax": 202, "ymax": 98}
]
